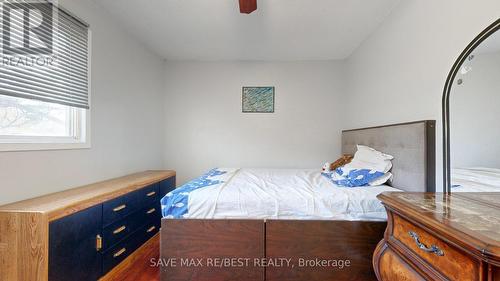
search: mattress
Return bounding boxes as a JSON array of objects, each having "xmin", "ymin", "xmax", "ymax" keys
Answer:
[
  {"xmin": 451, "ymin": 167, "xmax": 500, "ymax": 192},
  {"xmin": 161, "ymin": 168, "xmax": 400, "ymax": 221}
]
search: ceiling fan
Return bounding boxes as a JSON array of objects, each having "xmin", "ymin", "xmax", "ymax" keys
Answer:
[{"xmin": 239, "ymin": 0, "xmax": 257, "ymax": 14}]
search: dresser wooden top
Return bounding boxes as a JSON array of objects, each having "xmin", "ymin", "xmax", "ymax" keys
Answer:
[
  {"xmin": 379, "ymin": 192, "xmax": 500, "ymax": 261},
  {"xmin": 0, "ymin": 170, "xmax": 175, "ymax": 221}
]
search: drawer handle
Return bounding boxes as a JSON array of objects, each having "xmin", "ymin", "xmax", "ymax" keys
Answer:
[
  {"xmin": 147, "ymin": 191, "xmax": 156, "ymax": 197},
  {"xmin": 113, "ymin": 225, "xmax": 126, "ymax": 235},
  {"xmin": 113, "ymin": 248, "xmax": 126, "ymax": 258},
  {"xmin": 113, "ymin": 204, "xmax": 127, "ymax": 212},
  {"xmin": 408, "ymin": 231, "xmax": 444, "ymax": 256},
  {"xmin": 146, "ymin": 208, "xmax": 156, "ymax": 214},
  {"xmin": 146, "ymin": 226, "xmax": 156, "ymax": 233},
  {"xmin": 96, "ymin": 234, "xmax": 102, "ymax": 251}
]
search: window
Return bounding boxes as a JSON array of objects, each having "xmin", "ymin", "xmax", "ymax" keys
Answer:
[
  {"xmin": 0, "ymin": 95, "xmax": 87, "ymax": 148},
  {"xmin": 0, "ymin": 1, "xmax": 90, "ymax": 151}
]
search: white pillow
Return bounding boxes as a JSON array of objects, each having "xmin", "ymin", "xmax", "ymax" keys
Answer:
[
  {"xmin": 369, "ymin": 172, "xmax": 393, "ymax": 186},
  {"xmin": 342, "ymin": 145, "xmax": 394, "ymax": 174},
  {"xmin": 357, "ymin": 145, "xmax": 394, "ymax": 161}
]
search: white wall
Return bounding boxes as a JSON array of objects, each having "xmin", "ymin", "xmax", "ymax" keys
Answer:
[
  {"xmin": 0, "ymin": 0, "xmax": 165, "ymax": 205},
  {"xmin": 451, "ymin": 51, "xmax": 500, "ymax": 168},
  {"xmin": 3, "ymin": 0, "xmax": 499, "ymax": 204},
  {"xmin": 163, "ymin": 61, "xmax": 346, "ymax": 184},
  {"xmin": 345, "ymin": 0, "xmax": 500, "ymax": 191}
]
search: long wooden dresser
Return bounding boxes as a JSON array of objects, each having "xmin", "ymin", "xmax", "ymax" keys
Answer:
[
  {"xmin": 374, "ymin": 192, "xmax": 500, "ymax": 281},
  {"xmin": 0, "ymin": 170, "xmax": 176, "ymax": 281}
]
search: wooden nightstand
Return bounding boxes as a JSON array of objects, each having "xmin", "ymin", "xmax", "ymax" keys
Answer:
[{"xmin": 373, "ymin": 192, "xmax": 500, "ymax": 281}]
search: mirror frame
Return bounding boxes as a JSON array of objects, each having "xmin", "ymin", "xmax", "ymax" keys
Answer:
[{"xmin": 442, "ymin": 18, "xmax": 500, "ymax": 194}]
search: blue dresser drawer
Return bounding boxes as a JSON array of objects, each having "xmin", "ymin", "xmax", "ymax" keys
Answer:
[
  {"xmin": 140, "ymin": 202, "xmax": 161, "ymax": 222},
  {"xmin": 136, "ymin": 183, "xmax": 159, "ymax": 210},
  {"xmin": 49, "ymin": 205, "xmax": 103, "ymax": 281},
  {"xmin": 160, "ymin": 177, "xmax": 176, "ymax": 197},
  {"xmin": 102, "ymin": 212, "xmax": 140, "ymax": 251},
  {"xmin": 137, "ymin": 218, "xmax": 161, "ymax": 246},
  {"xmin": 101, "ymin": 219, "xmax": 160, "ymax": 274},
  {"xmin": 103, "ymin": 183, "xmax": 159, "ymax": 226},
  {"xmin": 102, "ymin": 192, "xmax": 138, "ymax": 227},
  {"xmin": 102, "ymin": 232, "xmax": 141, "ymax": 274},
  {"xmin": 102, "ymin": 203, "xmax": 160, "ymax": 250}
]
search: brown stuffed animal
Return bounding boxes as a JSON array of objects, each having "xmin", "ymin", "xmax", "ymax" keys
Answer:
[{"xmin": 329, "ymin": 154, "xmax": 354, "ymax": 171}]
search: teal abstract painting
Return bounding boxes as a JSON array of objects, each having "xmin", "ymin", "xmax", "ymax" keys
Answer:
[{"xmin": 242, "ymin": 87, "xmax": 275, "ymax": 113}]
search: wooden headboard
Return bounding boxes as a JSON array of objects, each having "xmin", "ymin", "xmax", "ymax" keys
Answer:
[{"xmin": 341, "ymin": 120, "xmax": 436, "ymax": 192}]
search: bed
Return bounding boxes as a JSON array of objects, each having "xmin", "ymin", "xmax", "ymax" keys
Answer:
[
  {"xmin": 451, "ymin": 167, "xmax": 500, "ymax": 192},
  {"xmin": 159, "ymin": 120, "xmax": 436, "ymax": 281},
  {"xmin": 161, "ymin": 168, "xmax": 400, "ymax": 221}
]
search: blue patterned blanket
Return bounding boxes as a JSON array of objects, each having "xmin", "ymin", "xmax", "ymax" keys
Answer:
[
  {"xmin": 161, "ymin": 168, "xmax": 227, "ymax": 218},
  {"xmin": 322, "ymin": 167, "xmax": 385, "ymax": 187}
]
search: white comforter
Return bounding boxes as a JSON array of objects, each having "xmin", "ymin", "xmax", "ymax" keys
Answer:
[{"xmin": 185, "ymin": 168, "xmax": 400, "ymax": 221}]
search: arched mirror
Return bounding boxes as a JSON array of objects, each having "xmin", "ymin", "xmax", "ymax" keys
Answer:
[{"xmin": 443, "ymin": 19, "xmax": 500, "ymax": 193}]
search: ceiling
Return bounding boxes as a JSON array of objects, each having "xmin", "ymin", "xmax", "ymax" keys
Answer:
[{"xmin": 95, "ymin": 0, "xmax": 400, "ymax": 61}]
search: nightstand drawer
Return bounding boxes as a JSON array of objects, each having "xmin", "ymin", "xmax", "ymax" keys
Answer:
[
  {"xmin": 377, "ymin": 244, "xmax": 426, "ymax": 281},
  {"xmin": 391, "ymin": 214, "xmax": 480, "ymax": 281}
]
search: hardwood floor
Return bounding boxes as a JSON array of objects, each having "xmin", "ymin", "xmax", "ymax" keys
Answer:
[{"xmin": 101, "ymin": 234, "xmax": 160, "ymax": 281}]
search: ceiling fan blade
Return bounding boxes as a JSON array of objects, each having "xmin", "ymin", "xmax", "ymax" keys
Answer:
[{"xmin": 239, "ymin": 0, "xmax": 257, "ymax": 14}]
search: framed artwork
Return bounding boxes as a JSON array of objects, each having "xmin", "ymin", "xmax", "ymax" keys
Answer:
[{"xmin": 242, "ymin": 86, "xmax": 275, "ymax": 113}]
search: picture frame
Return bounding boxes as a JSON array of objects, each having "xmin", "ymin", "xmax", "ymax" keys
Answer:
[{"xmin": 241, "ymin": 86, "xmax": 275, "ymax": 113}]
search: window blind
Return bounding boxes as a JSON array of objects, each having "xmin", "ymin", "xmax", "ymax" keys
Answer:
[{"xmin": 0, "ymin": 1, "xmax": 90, "ymax": 109}]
